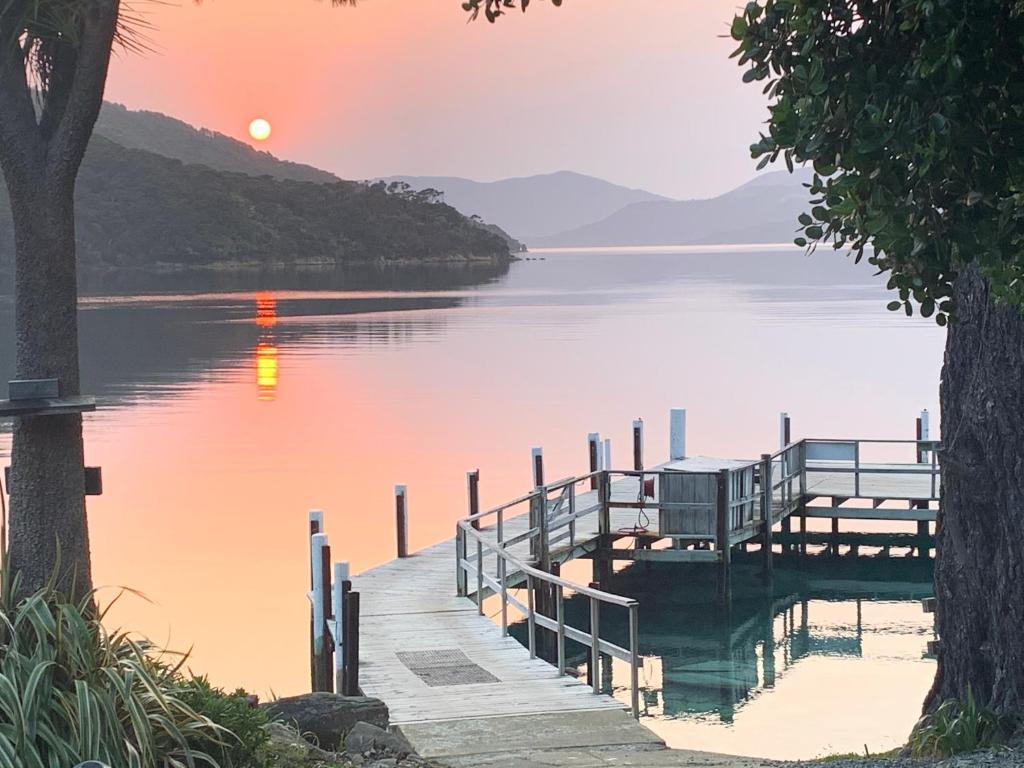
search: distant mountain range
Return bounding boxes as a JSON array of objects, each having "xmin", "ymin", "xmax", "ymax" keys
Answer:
[
  {"xmin": 530, "ymin": 170, "xmax": 814, "ymax": 248},
  {"xmin": 378, "ymin": 172, "xmax": 668, "ymax": 241},
  {"xmin": 0, "ymin": 104, "xmax": 520, "ymax": 271},
  {"xmin": 383, "ymin": 169, "xmax": 813, "ymax": 248}
]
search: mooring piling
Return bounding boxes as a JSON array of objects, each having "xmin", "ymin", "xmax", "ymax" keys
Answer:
[
  {"xmin": 588, "ymin": 432, "xmax": 600, "ymax": 488},
  {"xmin": 915, "ymin": 409, "xmax": 931, "ymax": 558},
  {"xmin": 632, "ymin": 419, "xmax": 644, "ymax": 470},
  {"xmin": 310, "ymin": 532, "xmax": 332, "ymax": 692},
  {"xmin": 307, "ymin": 510, "xmax": 323, "ymax": 691},
  {"xmin": 468, "ymin": 470, "xmax": 481, "ymax": 530},
  {"xmin": 760, "ymin": 452, "xmax": 773, "ymax": 579},
  {"xmin": 395, "ymin": 485, "xmax": 409, "ymax": 558},
  {"xmin": 532, "ymin": 447, "xmax": 544, "ymax": 488},
  {"xmin": 669, "ymin": 408, "xmax": 687, "ymax": 460},
  {"xmin": 332, "ymin": 562, "xmax": 349, "ymax": 693}
]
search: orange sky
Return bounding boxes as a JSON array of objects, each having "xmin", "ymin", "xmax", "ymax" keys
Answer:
[{"xmin": 106, "ymin": 0, "xmax": 766, "ymax": 198}]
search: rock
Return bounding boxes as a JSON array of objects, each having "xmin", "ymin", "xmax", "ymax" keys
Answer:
[
  {"xmin": 263, "ymin": 721, "xmax": 338, "ymax": 765},
  {"xmin": 263, "ymin": 693, "xmax": 389, "ymax": 751},
  {"xmin": 344, "ymin": 721, "xmax": 413, "ymax": 758}
]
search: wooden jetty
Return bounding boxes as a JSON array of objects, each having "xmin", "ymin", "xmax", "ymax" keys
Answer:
[{"xmin": 307, "ymin": 411, "xmax": 939, "ymax": 764}]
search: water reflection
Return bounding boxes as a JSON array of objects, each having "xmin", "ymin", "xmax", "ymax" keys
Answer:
[
  {"xmin": 0, "ymin": 248, "xmax": 945, "ymax": 757},
  {"xmin": 254, "ymin": 293, "xmax": 279, "ymax": 401},
  {"xmin": 555, "ymin": 555, "xmax": 935, "ymax": 758}
]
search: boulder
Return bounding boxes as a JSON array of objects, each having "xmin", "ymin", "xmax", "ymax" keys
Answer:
[
  {"xmin": 344, "ymin": 721, "xmax": 413, "ymax": 758},
  {"xmin": 263, "ymin": 693, "xmax": 389, "ymax": 751}
]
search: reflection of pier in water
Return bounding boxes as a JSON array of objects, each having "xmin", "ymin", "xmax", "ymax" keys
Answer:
[{"xmin": 635, "ymin": 580, "xmax": 933, "ymax": 722}]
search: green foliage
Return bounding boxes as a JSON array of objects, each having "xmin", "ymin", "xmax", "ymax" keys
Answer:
[
  {"xmin": 909, "ymin": 688, "xmax": 1017, "ymax": 756},
  {"xmin": 0, "ymin": 136, "xmax": 517, "ymax": 269},
  {"xmin": 462, "ymin": 0, "xmax": 562, "ymax": 23},
  {"xmin": 175, "ymin": 677, "xmax": 269, "ymax": 768},
  {"xmin": 731, "ymin": 0, "xmax": 1024, "ymax": 323},
  {"xmin": 0, "ymin": 576, "xmax": 225, "ymax": 768}
]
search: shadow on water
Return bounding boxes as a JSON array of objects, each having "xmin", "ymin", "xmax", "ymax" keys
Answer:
[{"xmin": 514, "ymin": 553, "xmax": 934, "ymax": 725}]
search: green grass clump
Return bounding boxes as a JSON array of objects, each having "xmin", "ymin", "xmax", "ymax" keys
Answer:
[{"xmin": 909, "ymin": 687, "xmax": 1017, "ymax": 757}]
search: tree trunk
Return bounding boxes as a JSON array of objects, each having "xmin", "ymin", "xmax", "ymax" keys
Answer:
[
  {"xmin": 5, "ymin": 179, "xmax": 92, "ymax": 600},
  {"xmin": 926, "ymin": 263, "xmax": 1024, "ymax": 714}
]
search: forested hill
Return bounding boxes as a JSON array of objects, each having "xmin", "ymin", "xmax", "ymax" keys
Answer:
[
  {"xmin": 94, "ymin": 102, "xmax": 339, "ymax": 184},
  {"xmin": 0, "ymin": 137, "xmax": 518, "ymax": 270}
]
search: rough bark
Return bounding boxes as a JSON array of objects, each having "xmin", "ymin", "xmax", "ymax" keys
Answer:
[
  {"xmin": 5, "ymin": 179, "xmax": 92, "ymax": 599},
  {"xmin": 0, "ymin": 0, "xmax": 120, "ymax": 599},
  {"xmin": 926, "ymin": 263, "xmax": 1024, "ymax": 714}
]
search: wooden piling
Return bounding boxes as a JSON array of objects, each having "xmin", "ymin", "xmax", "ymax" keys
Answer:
[
  {"xmin": 914, "ymin": 414, "xmax": 931, "ymax": 558},
  {"xmin": 342, "ymin": 591, "xmax": 361, "ymax": 695},
  {"xmin": 760, "ymin": 453, "xmax": 773, "ymax": 579},
  {"xmin": 395, "ymin": 485, "xmax": 409, "ymax": 559},
  {"xmin": 632, "ymin": 419, "xmax": 643, "ymax": 471},
  {"xmin": 588, "ymin": 433, "xmax": 600, "ymax": 489},
  {"xmin": 532, "ymin": 447, "xmax": 544, "ymax": 488},
  {"xmin": 669, "ymin": 408, "xmax": 686, "ymax": 461},
  {"xmin": 716, "ymin": 469, "xmax": 731, "ymax": 605},
  {"xmin": 468, "ymin": 470, "xmax": 480, "ymax": 530},
  {"xmin": 319, "ymin": 541, "xmax": 334, "ymax": 691},
  {"xmin": 310, "ymin": 532, "xmax": 329, "ymax": 692},
  {"xmin": 307, "ymin": 510, "xmax": 323, "ymax": 692},
  {"xmin": 333, "ymin": 565, "xmax": 350, "ymax": 693}
]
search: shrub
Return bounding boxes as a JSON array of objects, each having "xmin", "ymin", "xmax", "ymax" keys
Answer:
[
  {"xmin": 175, "ymin": 676, "xmax": 269, "ymax": 768},
  {"xmin": 0, "ymin": 572, "xmax": 226, "ymax": 768},
  {"xmin": 909, "ymin": 687, "xmax": 1017, "ymax": 757}
]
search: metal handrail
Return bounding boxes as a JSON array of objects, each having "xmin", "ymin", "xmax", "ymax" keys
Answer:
[{"xmin": 456, "ymin": 474, "xmax": 642, "ymax": 719}]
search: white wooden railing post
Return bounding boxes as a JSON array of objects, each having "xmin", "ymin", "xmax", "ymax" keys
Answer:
[
  {"xmin": 670, "ymin": 408, "xmax": 687, "ymax": 461},
  {"xmin": 589, "ymin": 598, "xmax": 601, "ymax": 694},
  {"xmin": 629, "ymin": 603, "xmax": 640, "ymax": 719}
]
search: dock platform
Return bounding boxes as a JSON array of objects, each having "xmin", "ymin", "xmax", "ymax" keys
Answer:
[{"xmin": 315, "ymin": 423, "xmax": 940, "ymax": 764}]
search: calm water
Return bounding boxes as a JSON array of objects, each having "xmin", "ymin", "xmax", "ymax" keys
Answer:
[{"xmin": 0, "ymin": 246, "xmax": 943, "ymax": 759}]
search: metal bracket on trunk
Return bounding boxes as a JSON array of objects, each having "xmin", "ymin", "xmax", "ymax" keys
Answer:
[
  {"xmin": 4, "ymin": 465, "xmax": 103, "ymax": 496},
  {"xmin": 0, "ymin": 378, "xmax": 96, "ymax": 417}
]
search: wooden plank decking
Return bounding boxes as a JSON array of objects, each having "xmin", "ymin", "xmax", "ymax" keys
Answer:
[{"xmin": 352, "ymin": 537, "xmax": 629, "ymax": 725}]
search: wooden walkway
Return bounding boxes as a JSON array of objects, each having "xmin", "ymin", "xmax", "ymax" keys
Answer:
[{"xmin": 334, "ymin": 435, "xmax": 940, "ymax": 763}]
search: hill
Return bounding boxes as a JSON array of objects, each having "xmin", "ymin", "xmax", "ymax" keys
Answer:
[
  {"xmin": 94, "ymin": 102, "xmax": 338, "ymax": 183},
  {"xmin": 378, "ymin": 171, "xmax": 668, "ymax": 240},
  {"xmin": 530, "ymin": 170, "xmax": 813, "ymax": 248},
  {"xmin": 0, "ymin": 137, "xmax": 516, "ymax": 270}
]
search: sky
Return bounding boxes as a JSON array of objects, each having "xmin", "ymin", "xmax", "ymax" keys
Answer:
[{"xmin": 106, "ymin": 0, "xmax": 768, "ymax": 200}]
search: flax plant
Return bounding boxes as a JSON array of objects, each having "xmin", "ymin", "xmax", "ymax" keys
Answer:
[{"xmin": 0, "ymin": 537, "xmax": 227, "ymax": 767}]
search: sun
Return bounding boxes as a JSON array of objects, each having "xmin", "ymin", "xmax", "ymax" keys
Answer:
[{"xmin": 248, "ymin": 118, "xmax": 272, "ymax": 142}]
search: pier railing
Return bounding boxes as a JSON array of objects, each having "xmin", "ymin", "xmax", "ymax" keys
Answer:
[
  {"xmin": 456, "ymin": 470, "xmax": 641, "ymax": 718},
  {"xmin": 450, "ymin": 432, "xmax": 941, "ymax": 719},
  {"xmin": 802, "ymin": 438, "xmax": 941, "ymax": 499}
]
